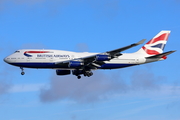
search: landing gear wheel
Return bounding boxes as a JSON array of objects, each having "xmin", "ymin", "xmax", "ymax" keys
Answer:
[
  {"xmin": 20, "ymin": 67, "xmax": 25, "ymax": 75},
  {"xmin": 21, "ymin": 72, "xmax": 25, "ymax": 75},
  {"xmin": 77, "ymin": 76, "xmax": 81, "ymax": 79}
]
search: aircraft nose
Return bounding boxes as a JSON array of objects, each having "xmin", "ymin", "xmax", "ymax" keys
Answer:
[{"xmin": 4, "ymin": 57, "xmax": 9, "ymax": 63}]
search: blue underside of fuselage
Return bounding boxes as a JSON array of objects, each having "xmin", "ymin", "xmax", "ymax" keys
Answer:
[{"xmin": 9, "ymin": 62, "xmax": 137, "ymax": 69}]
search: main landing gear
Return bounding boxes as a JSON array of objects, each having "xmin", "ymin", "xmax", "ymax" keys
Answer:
[
  {"xmin": 77, "ymin": 75, "xmax": 81, "ymax": 79},
  {"xmin": 72, "ymin": 69, "xmax": 93, "ymax": 79},
  {"xmin": 20, "ymin": 67, "xmax": 25, "ymax": 75}
]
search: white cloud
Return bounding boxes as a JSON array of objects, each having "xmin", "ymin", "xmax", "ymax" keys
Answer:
[
  {"xmin": 39, "ymin": 68, "xmax": 178, "ymax": 103},
  {"xmin": 39, "ymin": 71, "xmax": 128, "ymax": 103},
  {"xmin": 8, "ymin": 83, "xmax": 47, "ymax": 93}
]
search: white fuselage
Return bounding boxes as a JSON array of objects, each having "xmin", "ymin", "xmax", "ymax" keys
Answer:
[{"xmin": 4, "ymin": 49, "xmax": 149, "ymax": 70}]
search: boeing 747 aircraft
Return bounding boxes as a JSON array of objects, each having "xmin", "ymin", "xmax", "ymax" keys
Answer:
[{"xmin": 4, "ymin": 31, "xmax": 175, "ymax": 79}]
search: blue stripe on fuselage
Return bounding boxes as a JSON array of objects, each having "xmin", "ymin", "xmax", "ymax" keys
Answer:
[
  {"xmin": 9, "ymin": 63, "xmax": 59, "ymax": 68},
  {"xmin": 9, "ymin": 62, "xmax": 137, "ymax": 69},
  {"xmin": 99, "ymin": 63, "xmax": 136, "ymax": 69}
]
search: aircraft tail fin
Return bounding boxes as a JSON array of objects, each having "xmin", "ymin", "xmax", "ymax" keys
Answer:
[{"xmin": 136, "ymin": 30, "xmax": 171, "ymax": 56}]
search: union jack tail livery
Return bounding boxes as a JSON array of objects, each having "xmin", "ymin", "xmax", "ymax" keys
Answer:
[{"xmin": 136, "ymin": 31, "xmax": 170, "ymax": 56}]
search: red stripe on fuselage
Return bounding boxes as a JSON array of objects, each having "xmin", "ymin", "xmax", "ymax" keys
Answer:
[{"xmin": 24, "ymin": 51, "xmax": 51, "ymax": 54}]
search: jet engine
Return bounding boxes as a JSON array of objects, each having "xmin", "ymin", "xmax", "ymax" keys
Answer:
[
  {"xmin": 68, "ymin": 61, "xmax": 84, "ymax": 68},
  {"xmin": 56, "ymin": 70, "xmax": 71, "ymax": 75},
  {"xmin": 95, "ymin": 54, "xmax": 111, "ymax": 61}
]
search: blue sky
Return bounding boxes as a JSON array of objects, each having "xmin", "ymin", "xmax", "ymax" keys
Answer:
[{"xmin": 0, "ymin": 0, "xmax": 180, "ymax": 120}]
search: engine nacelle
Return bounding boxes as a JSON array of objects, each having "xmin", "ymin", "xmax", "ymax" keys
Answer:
[
  {"xmin": 68, "ymin": 61, "xmax": 84, "ymax": 68},
  {"xmin": 95, "ymin": 55, "xmax": 111, "ymax": 61},
  {"xmin": 56, "ymin": 70, "xmax": 71, "ymax": 75}
]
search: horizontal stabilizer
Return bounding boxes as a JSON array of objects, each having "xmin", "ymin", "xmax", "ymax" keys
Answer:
[{"xmin": 146, "ymin": 50, "xmax": 176, "ymax": 59}]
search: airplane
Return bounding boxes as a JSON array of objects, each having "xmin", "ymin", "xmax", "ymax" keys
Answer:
[{"xmin": 4, "ymin": 30, "xmax": 175, "ymax": 79}]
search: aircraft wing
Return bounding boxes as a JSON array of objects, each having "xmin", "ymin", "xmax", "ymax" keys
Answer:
[
  {"xmin": 55, "ymin": 39, "xmax": 146, "ymax": 69},
  {"xmin": 106, "ymin": 39, "xmax": 146, "ymax": 57},
  {"xmin": 55, "ymin": 54, "xmax": 105, "ymax": 69},
  {"xmin": 84, "ymin": 39, "xmax": 146, "ymax": 68}
]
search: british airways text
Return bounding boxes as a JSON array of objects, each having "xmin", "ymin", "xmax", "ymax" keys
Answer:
[{"xmin": 37, "ymin": 54, "xmax": 70, "ymax": 57}]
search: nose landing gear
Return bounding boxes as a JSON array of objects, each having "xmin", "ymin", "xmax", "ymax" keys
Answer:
[{"xmin": 20, "ymin": 67, "xmax": 25, "ymax": 75}]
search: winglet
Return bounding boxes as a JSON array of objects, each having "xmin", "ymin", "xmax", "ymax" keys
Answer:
[{"xmin": 136, "ymin": 39, "xmax": 146, "ymax": 45}]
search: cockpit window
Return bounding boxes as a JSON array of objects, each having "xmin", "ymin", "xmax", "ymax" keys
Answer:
[{"xmin": 14, "ymin": 51, "xmax": 20, "ymax": 53}]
